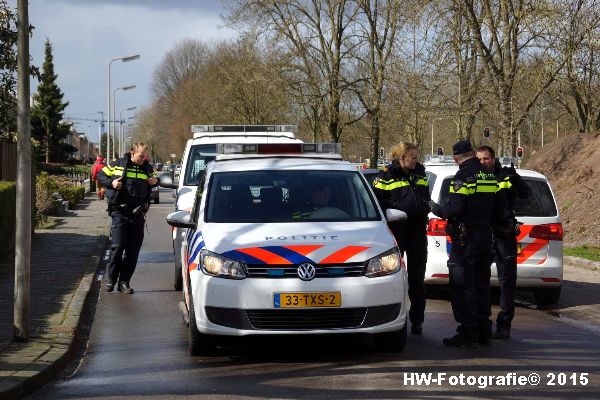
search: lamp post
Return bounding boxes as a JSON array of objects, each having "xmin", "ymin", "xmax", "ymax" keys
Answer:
[
  {"xmin": 112, "ymin": 85, "xmax": 136, "ymax": 159},
  {"xmin": 119, "ymin": 106, "xmax": 137, "ymax": 155},
  {"xmin": 107, "ymin": 54, "xmax": 140, "ymax": 160}
]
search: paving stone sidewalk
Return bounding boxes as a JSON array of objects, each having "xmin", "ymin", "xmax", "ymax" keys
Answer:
[{"xmin": 0, "ymin": 193, "xmax": 110, "ymax": 400}]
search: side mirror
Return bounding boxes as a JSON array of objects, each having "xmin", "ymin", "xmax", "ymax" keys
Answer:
[
  {"xmin": 166, "ymin": 210, "xmax": 195, "ymax": 229},
  {"xmin": 385, "ymin": 209, "xmax": 408, "ymax": 223},
  {"xmin": 158, "ymin": 172, "xmax": 178, "ymax": 189}
]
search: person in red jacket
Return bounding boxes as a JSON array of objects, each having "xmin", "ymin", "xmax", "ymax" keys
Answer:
[{"xmin": 91, "ymin": 156, "xmax": 106, "ymax": 200}]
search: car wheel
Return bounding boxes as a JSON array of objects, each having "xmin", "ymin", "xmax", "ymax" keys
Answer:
[
  {"xmin": 374, "ymin": 318, "xmax": 407, "ymax": 353},
  {"xmin": 173, "ymin": 239, "xmax": 183, "ymax": 291},
  {"xmin": 174, "ymin": 261, "xmax": 183, "ymax": 291},
  {"xmin": 534, "ymin": 286, "xmax": 561, "ymax": 307},
  {"xmin": 188, "ymin": 289, "xmax": 216, "ymax": 356},
  {"xmin": 154, "ymin": 197, "xmax": 159, "ymax": 204}
]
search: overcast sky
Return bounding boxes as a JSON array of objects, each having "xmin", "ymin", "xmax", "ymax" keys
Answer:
[{"xmin": 9, "ymin": 0, "xmax": 236, "ymax": 143}]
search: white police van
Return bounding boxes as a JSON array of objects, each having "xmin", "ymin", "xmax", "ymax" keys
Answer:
[
  {"xmin": 424, "ymin": 162, "xmax": 563, "ymax": 306},
  {"xmin": 165, "ymin": 143, "xmax": 409, "ymax": 355},
  {"xmin": 161, "ymin": 125, "xmax": 303, "ymax": 291}
]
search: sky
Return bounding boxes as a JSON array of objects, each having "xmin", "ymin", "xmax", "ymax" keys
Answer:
[{"xmin": 9, "ymin": 0, "xmax": 237, "ymax": 143}]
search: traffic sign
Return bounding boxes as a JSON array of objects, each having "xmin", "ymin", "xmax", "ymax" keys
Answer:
[{"xmin": 516, "ymin": 146, "xmax": 524, "ymax": 159}]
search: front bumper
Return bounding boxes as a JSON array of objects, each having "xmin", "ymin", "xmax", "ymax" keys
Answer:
[{"xmin": 190, "ymin": 270, "xmax": 408, "ymax": 336}]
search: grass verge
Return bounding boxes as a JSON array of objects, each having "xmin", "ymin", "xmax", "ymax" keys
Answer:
[{"xmin": 564, "ymin": 246, "xmax": 600, "ymax": 262}]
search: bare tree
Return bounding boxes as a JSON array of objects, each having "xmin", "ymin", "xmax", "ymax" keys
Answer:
[
  {"xmin": 150, "ymin": 38, "xmax": 209, "ymax": 100},
  {"xmin": 351, "ymin": 0, "xmax": 404, "ymax": 167},
  {"xmin": 226, "ymin": 0, "xmax": 361, "ymax": 142},
  {"xmin": 556, "ymin": 0, "xmax": 600, "ymax": 133},
  {"xmin": 462, "ymin": 0, "xmax": 566, "ymax": 155}
]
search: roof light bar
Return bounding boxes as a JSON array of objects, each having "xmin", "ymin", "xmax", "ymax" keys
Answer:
[
  {"xmin": 216, "ymin": 142, "xmax": 342, "ymax": 155},
  {"xmin": 191, "ymin": 124, "xmax": 297, "ymax": 134}
]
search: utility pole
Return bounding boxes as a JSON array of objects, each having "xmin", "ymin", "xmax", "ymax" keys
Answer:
[{"xmin": 15, "ymin": 0, "xmax": 32, "ymax": 342}]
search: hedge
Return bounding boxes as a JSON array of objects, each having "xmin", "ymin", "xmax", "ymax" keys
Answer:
[
  {"xmin": 59, "ymin": 186, "xmax": 86, "ymax": 208},
  {"xmin": 0, "ymin": 181, "xmax": 16, "ymax": 258}
]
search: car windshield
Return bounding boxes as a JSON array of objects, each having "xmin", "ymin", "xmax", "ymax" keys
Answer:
[
  {"xmin": 205, "ymin": 170, "xmax": 380, "ymax": 222},
  {"xmin": 438, "ymin": 177, "xmax": 557, "ymax": 217},
  {"xmin": 184, "ymin": 144, "xmax": 217, "ymax": 186}
]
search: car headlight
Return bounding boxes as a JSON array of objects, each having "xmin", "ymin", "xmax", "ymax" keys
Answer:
[
  {"xmin": 365, "ymin": 247, "xmax": 402, "ymax": 278},
  {"xmin": 200, "ymin": 249, "xmax": 246, "ymax": 280}
]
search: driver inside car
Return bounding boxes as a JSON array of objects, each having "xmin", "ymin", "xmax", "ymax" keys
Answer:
[{"xmin": 292, "ymin": 180, "xmax": 333, "ymax": 219}]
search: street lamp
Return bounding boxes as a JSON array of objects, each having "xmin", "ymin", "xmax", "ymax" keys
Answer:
[
  {"xmin": 112, "ymin": 85, "xmax": 136, "ymax": 158},
  {"xmin": 107, "ymin": 54, "xmax": 140, "ymax": 160},
  {"xmin": 119, "ymin": 106, "xmax": 137, "ymax": 155}
]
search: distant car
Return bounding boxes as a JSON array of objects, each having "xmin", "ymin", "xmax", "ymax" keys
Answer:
[
  {"xmin": 164, "ymin": 164, "xmax": 175, "ymax": 172},
  {"xmin": 360, "ymin": 168, "xmax": 380, "ymax": 186},
  {"xmin": 151, "ymin": 186, "xmax": 159, "ymax": 204},
  {"xmin": 155, "ymin": 163, "xmax": 164, "ymax": 171}
]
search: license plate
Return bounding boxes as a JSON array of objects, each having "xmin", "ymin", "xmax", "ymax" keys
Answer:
[
  {"xmin": 274, "ymin": 292, "xmax": 341, "ymax": 308},
  {"xmin": 517, "ymin": 243, "xmax": 522, "ymax": 254}
]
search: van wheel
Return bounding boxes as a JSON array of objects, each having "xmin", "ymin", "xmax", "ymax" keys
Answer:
[
  {"xmin": 534, "ymin": 287, "xmax": 561, "ymax": 307},
  {"xmin": 374, "ymin": 319, "xmax": 407, "ymax": 353},
  {"xmin": 188, "ymin": 290, "xmax": 215, "ymax": 356}
]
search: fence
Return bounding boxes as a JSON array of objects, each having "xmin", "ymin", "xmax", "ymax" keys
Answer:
[{"xmin": 0, "ymin": 140, "xmax": 17, "ymax": 181}]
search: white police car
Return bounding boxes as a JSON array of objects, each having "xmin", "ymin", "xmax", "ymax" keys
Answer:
[
  {"xmin": 160, "ymin": 125, "xmax": 304, "ymax": 291},
  {"xmin": 166, "ymin": 143, "xmax": 409, "ymax": 355},
  {"xmin": 425, "ymin": 164, "xmax": 563, "ymax": 306}
]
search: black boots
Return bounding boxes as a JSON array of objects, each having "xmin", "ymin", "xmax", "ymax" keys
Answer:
[
  {"xmin": 493, "ymin": 327, "xmax": 511, "ymax": 339},
  {"xmin": 105, "ymin": 280, "xmax": 115, "ymax": 292},
  {"xmin": 117, "ymin": 281, "xmax": 134, "ymax": 294},
  {"xmin": 443, "ymin": 332, "xmax": 478, "ymax": 348}
]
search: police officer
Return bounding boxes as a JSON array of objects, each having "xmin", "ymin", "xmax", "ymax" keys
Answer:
[
  {"xmin": 372, "ymin": 142, "xmax": 430, "ymax": 335},
  {"xmin": 430, "ymin": 140, "xmax": 496, "ymax": 347},
  {"xmin": 97, "ymin": 143, "xmax": 158, "ymax": 294},
  {"xmin": 476, "ymin": 145, "xmax": 530, "ymax": 339}
]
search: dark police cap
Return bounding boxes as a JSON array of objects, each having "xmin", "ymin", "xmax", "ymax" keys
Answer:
[{"xmin": 452, "ymin": 140, "xmax": 473, "ymax": 155}]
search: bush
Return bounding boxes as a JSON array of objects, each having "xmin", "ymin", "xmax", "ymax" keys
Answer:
[
  {"xmin": 0, "ymin": 181, "xmax": 16, "ymax": 258},
  {"xmin": 59, "ymin": 186, "xmax": 85, "ymax": 208}
]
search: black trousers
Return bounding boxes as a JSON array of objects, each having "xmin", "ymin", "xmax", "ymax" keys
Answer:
[
  {"xmin": 107, "ymin": 210, "xmax": 145, "ymax": 283},
  {"xmin": 391, "ymin": 221, "xmax": 428, "ymax": 325},
  {"xmin": 494, "ymin": 235, "xmax": 518, "ymax": 329},
  {"xmin": 448, "ymin": 229, "xmax": 493, "ymax": 335}
]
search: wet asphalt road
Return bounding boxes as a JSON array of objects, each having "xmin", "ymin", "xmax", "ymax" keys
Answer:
[{"xmin": 27, "ymin": 191, "xmax": 600, "ymax": 399}]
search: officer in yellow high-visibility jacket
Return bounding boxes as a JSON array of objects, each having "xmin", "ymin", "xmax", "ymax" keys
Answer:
[
  {"xmin": 430, "ymin": 140, "xmax": 497, "ymax": 348},
  {"xmin": 372, "ymin": 142, "xmax": 430, "ymax": 335},
  {"xmin": 97, "ymin": 143, "xmax": 157, "ymax": 294}
]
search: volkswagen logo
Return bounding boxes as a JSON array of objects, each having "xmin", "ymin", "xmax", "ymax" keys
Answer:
[{"xmin": 297, "ymin": 263, "xmax": 316, "ymax": 281}]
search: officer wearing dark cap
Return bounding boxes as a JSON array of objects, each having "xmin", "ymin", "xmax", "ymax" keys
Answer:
[{"xmin": 430, "ymin": 140, "xmax": 497, "ymax": 347}]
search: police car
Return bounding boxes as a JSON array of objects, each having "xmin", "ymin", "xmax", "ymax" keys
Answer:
[
  {"xmin": 165, "ymin": 143, "xmax": 409, "ymax": 355},
  {"xmin": 160, "ymin": 125, "xmax": 304, "ymax": 291},
  {"xmin": 424, "ymin": 163, "xmax": 563, "ymax": 306}
]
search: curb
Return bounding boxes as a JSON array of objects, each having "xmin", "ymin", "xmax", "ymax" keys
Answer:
[
  {"xmin": 0, "ymin": 233, "xmax": 109, "ymax": 400},
  {"xmin": 564, "ymin": 255, "xmax": 600, "ymax": 272}
]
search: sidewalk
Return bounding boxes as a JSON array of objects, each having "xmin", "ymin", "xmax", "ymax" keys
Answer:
[{"xmin": 0, "ymin": 193, "xmax": 110, "ymax": 400}]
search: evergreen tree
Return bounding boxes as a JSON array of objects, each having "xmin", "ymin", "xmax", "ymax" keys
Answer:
[
  {"xmin": 31, "ymin": 38, "xmax": 71, "ymax": 162},
  {"xmin": 0, "ymin": 0, "xmax": 38, "ymax": 140}
]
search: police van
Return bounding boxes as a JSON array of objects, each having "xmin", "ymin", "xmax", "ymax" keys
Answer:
[
  {"xmin": 424, "ymin": 163, "xmax": 563, "ymax": 306},
  {"xmin": 160, "ymin": 125, "xmax": 303, "ymax": 291},
  {"xmin": 164, "ymin": 143, "xmax": 409, "ymax": 355}
]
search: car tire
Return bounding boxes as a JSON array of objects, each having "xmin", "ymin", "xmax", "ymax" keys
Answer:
[
  {"xmin": 173, "ymin": 239, "xmax": 183, "ymax": 291},
  {"xmin": 188, "ymin": 289, "xmax": 216, "ymax": 356},
  {"xmin": 174, "ymin": 259, "xmax": 183, "ymax": 291},
  {"xmin": 534, "ymin": 286, "xmax": 561, "ymax": 307},
  {"xmin": 374, "ymin": 318, "xmax": 407, "ymax": 353}
]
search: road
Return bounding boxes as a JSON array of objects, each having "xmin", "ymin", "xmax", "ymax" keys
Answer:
[{"xmin": 27, "ymin": 190, "xmax": 600, "ymax": 399}]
